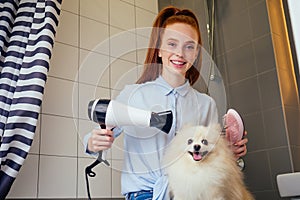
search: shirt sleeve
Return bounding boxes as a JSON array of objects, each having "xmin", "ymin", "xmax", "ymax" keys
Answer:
[
  {"xmin": 83, "ymin": 131, "xmax": 98, "ymax": 156},
  {"xmin": 208, "ymin": 97, "xmax": 219, "ymax": 125}
]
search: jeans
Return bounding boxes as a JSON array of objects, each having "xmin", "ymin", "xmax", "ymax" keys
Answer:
[{"xmin": 126, "ymin": 190, "xmax": 153, "ymax": 200}]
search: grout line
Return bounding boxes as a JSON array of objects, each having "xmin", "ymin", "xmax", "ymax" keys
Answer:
[
  {"xmin": 55, "ymin": 29, "xmax": 149, "ymax": 64},
  {"xmin": 108, "ymin": 0, "xmax": 112, "ymax": 97},
  {"xmin": 60, "ymin": 8, "xmax": 78, "ymax": 16},
  {"xmin": 247, "ymin": 0, "xmax": 265, "ymax": 9},
  {"xmin": 46, "ymin": 75, "xmax": 113, "ymax": 92},
  {"xmin": 226, "ymin": 67, "xmax": 276, "ymax": 86},
  {"xmin": 134, "ymin": 0, "xmax": 139, "ymax": 80},
  {"xmin": 76, "ymin": 0, "xmax": 80, "ymax": 198},
  {"xmin": 108, "ymin": 0, "xmax": 113, "ymax": 197},
  {"xmin": 246, "ymin": 145, "xmax": 289, "ymax": 154},
  {"xmin": 120, "ymin": 0, "xmax": 157, "ymax": 15},
  {"xmin": 241, "ymin": 105, "xmax": 282, "ymax": 117},
  {"xmin": 38, "ymin": 154, "xmax": 78, "ymax": 159},
  {"xmin": 36, "ymin": 112, "xmax": 42, "ymax": 198}
]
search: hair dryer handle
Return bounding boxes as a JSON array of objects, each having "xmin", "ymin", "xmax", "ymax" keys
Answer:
[{"xmin": 96, "ymin": 124, "xmax": 110, "ymax": 166}]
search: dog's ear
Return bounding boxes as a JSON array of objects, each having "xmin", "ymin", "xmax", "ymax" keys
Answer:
[
  {"xmin": 211, "ymin": 123, "xmax": 222, "ymax": 132},
  {"xmin": 181, "ymin": 123, "xmax": 193, "ymax": 129},
  {"xmin": 176, "ymin": 123, "xmax": 194, "ymax": 136},
  {"xmin": 206, "ymin": 123, "xmax": 222, "ymax": 143}
]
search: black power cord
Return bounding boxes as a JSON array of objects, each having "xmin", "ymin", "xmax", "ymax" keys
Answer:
[{"xmin": 85, "ymin": 125, "xmax": 110, "ymax": 200}]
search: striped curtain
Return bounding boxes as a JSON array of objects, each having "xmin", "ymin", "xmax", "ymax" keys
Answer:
[{"xmin": 0, "ymin": 0, "xmax": 62, "ymax": 198}]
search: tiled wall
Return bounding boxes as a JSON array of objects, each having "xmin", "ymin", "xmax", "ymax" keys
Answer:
[
  {"xmin": 158, "ymin": 0, "xmax": 300, "ymax": 199},
  {"xmin": 158, "ymin": 0, "xmax": 210, "ymax": 52},
  {"xmin": 214, "ymin": 0, "xmax": 299, "ymax": 199},
  {"xmin": 215, "ymin": 1, "xmax": 281, "ymax": 199},
  {"xmin": 266, "ymin": 0, "xmax": 300, "ymax": 171},
  {"xmin": 7, "ymin": 0, "xmax": 158, "ymax": 199}
]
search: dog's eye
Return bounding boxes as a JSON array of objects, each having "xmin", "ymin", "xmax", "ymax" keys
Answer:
[
  {"xmin": 187, "ymin": 139, "xmax": 193, "ymax": 145},
  {"xmin": 201, "ymin": 139, "xmax": 208, "ymax": 145}
]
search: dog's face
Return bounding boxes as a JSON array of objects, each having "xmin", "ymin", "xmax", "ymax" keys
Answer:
[
  {"xmin": 183, "ymin": 125, "xmax": 221, "ymax": 162},
  {"xmin": 163, "ymin": 124, "xmax": 222, "ymax": 167}
]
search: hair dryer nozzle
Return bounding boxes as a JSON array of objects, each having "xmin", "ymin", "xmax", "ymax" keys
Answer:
[
  {"xmin": 88, "ymin": 99, "xmax": 110, "ymax": 125},
  {"xmin": 150, "ymin": 110, "xmax": 173, "ymax": 133}
]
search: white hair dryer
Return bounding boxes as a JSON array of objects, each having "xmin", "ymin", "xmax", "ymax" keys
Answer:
[
  {"xmin": 87, "ymin": 99, "xmax": 173, "ymax": 164},
  {"xmin": 85, "ymin": 99, "xmax": 173, "ymax": 200},
  {"xmin": 88, "ymin": 99, "xmax": 173, "ymax": 133}
]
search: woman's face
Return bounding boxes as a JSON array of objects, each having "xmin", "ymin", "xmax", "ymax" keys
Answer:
[{"xmin": 159, "ymin": 23, "xmax": 199, "ymax": 80}]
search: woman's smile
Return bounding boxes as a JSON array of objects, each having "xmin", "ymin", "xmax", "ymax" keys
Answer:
[
  {"xmin": 170, "ymin": 59, "xmax": 187, "ymax": 68},
  {"xmin": 159, "ymin": 22, "xmax": 199, "ymax": 85}
]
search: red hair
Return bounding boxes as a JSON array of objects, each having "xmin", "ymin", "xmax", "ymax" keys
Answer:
[{"xmin": 136, "ymin": 6, "xmax": 202, "ymax": 85}]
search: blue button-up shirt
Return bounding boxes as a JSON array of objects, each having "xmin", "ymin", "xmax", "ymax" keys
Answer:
[
  {"xmin": 85, "ymin": 75, "xmax": 218, "ymax": 200},
  {"xmin": 115, "ymin": 76, "xmax": 218, "ymax": 199}
]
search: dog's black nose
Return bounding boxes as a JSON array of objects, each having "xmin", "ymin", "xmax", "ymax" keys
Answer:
[{"xmin": 194, "ymin": 144, "xmax": 201, "ymax": 151}]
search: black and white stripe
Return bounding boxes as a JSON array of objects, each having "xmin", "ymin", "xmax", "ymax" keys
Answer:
[{"xmin": 0, "ymin": 0, "xmax": 61, "ymax": 198}]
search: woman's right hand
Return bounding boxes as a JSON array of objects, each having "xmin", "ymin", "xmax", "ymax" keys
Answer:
[{"xmin": 87, "ymin": 128, "xmax": 114, "ymax": 153}]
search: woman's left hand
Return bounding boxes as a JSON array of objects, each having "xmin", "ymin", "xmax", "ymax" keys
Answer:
[{"xmin": 232, "ymin": 131, "xmax": 248, "ymax": 158}]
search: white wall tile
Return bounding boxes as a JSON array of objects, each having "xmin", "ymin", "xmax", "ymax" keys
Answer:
[
  {"xmin": 40, "ymin": 114, "xmax": 77, "ymax": 156},
  {"xmin": 110, "ymin": 26, "xmax": 137, "ymax": 63},
  {"xmin": 120, "ymin": 0, "xmax": 134, "ymax": 5},
  {"xmin": 77, "ymin": 157, "xmax": 112, "ymax": 198},
  {"xmin": 111, "ymin": 160, "xmax": 123, "ymax": 198},
  {"xmin": 38, "ymin": 156, "xmax": 77, "ymax": 198},
  {"xmin": 78, "ymin": 119, "xmax": 95, "ymax": 158},
  {"xmin": 137, "ymin": 49, "xmax": 147, "ymax": 65},
  {"xmin": 22, "ymin": 0, "xmax": 160, "ymax": 198},
  {"xmin": 42, "ymin": 77, "xmax": 78, "ymax": 118},
  {"xmin": 137, "ymin": 64, "xmax": 143, "ymax": 78},
  {"xmin": 49, "ymin": 42, "xmax": 79, "ymax": 81},
  {"xmin": 136, "ymin": 25, "xmax": 152, "ymax": 40},
  {"xmin": 135, "ymin": 0, "xmax": 158, "ymax": 13},
  {"xmin": 55, "ymin": 10, "xmax": 79, "ymax": 46},
  {"xmin": 80, "ymin": 0, "xmax": 109, "ymax": 24},
  {"xmin": 61, "ymin": 0, "xmax": 79, "ymax": 14},
  {"xmin": 111, "ymin": 89, "xmax": 121, "ymax": 99},
  {"xmin": 136, "ymin": 33, "xmax": 151, "ymax": 64},
  {"xmin": 7, "ymin": 155, "xmax": 38, "ymax": 198},
  {"xmin": 79, "ymin": 49, "xmax": 110, "ymax": 87},
  {"xmin": 136, "ymin": 7, "xmax": 157, "ymax": 28},
  {"xmin": 110, "ymin": 58, "xmax": 138, "ymax": 90},
  {"xmin": 80, "ymin": 17, "xmax": 109, "ymax": 55},
  {"xmin": 78, "ymin": 83, "xmax": 110, "ymax": 120},
  {"xmin": 110, "ymin": 0, "xmax": 135, "ymax": 30}
]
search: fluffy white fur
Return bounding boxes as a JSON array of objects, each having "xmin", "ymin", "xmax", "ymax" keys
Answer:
[{"xmin": 162, "ymin": 124, "xmax": 254, "ymax": 200}]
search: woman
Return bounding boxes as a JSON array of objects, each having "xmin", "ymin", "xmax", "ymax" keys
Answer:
[{"xmin": 85, "ymin": 6, "xmax": 248, "ymax": 200}]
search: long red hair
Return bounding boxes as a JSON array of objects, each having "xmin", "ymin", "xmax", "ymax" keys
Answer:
[{"xmin": 136, "ymin": 6, "xmax": 202, "ymax": 85}]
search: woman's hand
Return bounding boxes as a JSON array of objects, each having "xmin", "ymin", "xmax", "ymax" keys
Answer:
[
  {"xmin": 231, "ymin": 131, "xmax": 248, "ymax": 159},
  {"xmin": 88, "ymin": 128, "xmax": 114, "ymax": 153}
]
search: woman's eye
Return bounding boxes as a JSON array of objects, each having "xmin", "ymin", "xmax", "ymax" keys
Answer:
[
  {"xmin": 187, "ymin": 139, "xmax": 193, "ymax": 145},
  {"xmin": 201, "ymin": 139, "xmax": 208, "ymax": 145},
  {"xmin": 185, "ymin": 45, "xmax": 195, "ymax": 51},
  {"xmin": 168, "ymin": 42, "xmax": 176, "ymax": 47},
  {"xmin": 185, "ymin": 45, "xmax": 195, "ymax": 50}
]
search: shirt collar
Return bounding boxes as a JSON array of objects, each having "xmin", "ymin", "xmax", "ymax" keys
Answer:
[{"xmin": 154, "ymin": 75, "xmax": 190, "ymax": 97}]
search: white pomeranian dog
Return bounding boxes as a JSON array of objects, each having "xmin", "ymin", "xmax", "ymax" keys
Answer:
[{"xmin": 162, "ymin": 124, "xmax": 254, "ymax": 200}]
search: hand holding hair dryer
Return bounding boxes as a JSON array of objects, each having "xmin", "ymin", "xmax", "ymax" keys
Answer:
[
  {"xmin": 87, "ymin": 99, "xmax": 173, "ymax": 164},
  {"xmin": 85, "ymin": 99, "xmax": 173, "ymax": 200}
]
